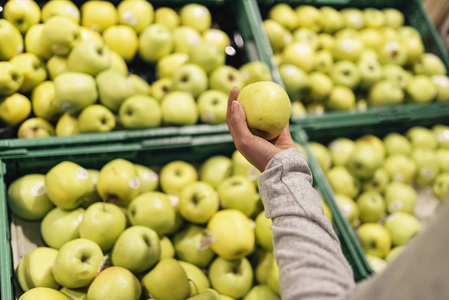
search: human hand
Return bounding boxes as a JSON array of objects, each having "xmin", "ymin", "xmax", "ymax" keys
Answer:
[{"xmin": 226, "ymin": 87, "xmax": 297, "ymax": 172}]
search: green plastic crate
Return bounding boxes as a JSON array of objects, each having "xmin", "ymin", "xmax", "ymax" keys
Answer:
[
  {"xmin": 251, "ymin": 0, "xmax": 449, "ymax": 132},
  {"xmin": 0, "ymin": 0, "xmax": 264, "ymax": 148},
  {"xmin": 1, "ymin": 125, "xmax": 368, "ymax": 299}
]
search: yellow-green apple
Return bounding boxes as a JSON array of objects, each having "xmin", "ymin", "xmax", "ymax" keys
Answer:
[
  {"xmin": 357, "ymin": 133, "xmax": 387, "ymax": 157},
  {"xmin": 309, "ymin": 141, "xmax": 332, "ymax": 173},
  {"xmin": 207, "ymin": 209, "xmax": 255, "ymax": 260},
  {"xmin": 173, "ymin": 25, "xmax": 202, "ymax": 54},
  {"xmin": 383, "ymin": 8, "xmax": 404, "ymax": 28},
  {"xmin": 368, "ymin": 80, "xmax": 404, "ymax": 106},
  {"xmin": 383, "ymin": 212, "xmax": 421, "ymax": 246},
  {"xmin": 127, "ymin": 191, "xmax": 176, "ymax": 235},
  {"xmin": 268, "ymin": 3, "xmax": 297, "ymax": 31},
  {"xmin": 262, "ymin": 19, "xmax": 292, "ymax": 53},
  {"xmin": 433, "ymin": 124, "xmax": 449, "ymax": 148},
  {"xmin": 326, "ymin": 166, "xmax": 360, "ymax": 198},
  {"xmin": 383, "ymin": 153, "xmax": 417, "ymax": 183},
  {"xmin": 358, "ymin": 28, "xmax": 383, "ymax": 50},
  {"xmin": 244, "ymin": 285, "xmax": 280, "ymax": 300},
  {"xmin": 340, "ymin": 8, "xmax": 365, "ymax": 30},
  {"xmin": 334, "ymin": 28, "xmax": 359, "ymax": 40},
  {"xmin": 385, "ymin": 245, "xmax": 406, "ymax": 263},
  {"xmin": 278, "ymin": 64, "xmax": 309, "ymax": 101},
  {"xmin": 328, "ymin": 137, "xmax": 355, "ymax": 166},
  {"xmin": 411, "ymin": 147, "xmax": 439, "ymax": 186},
  {"xmin": 357, "ymin": 59, "xmax": 383, "ymax": 90},
  {"xmin": 314, "ymin": 49, "xmax": 334, "ymax": 73},
  {"xmin": 384, "ymin": 181, "xmax": 417, "ymax": 214},
  {"xmin": 81, "ymin": 169, "xmax": 101, "ymax": 208},
  {"xmin": 327, "ymin": 85, "xmax": 356, "ymax": 110},
  {"xmin": 291, "ymin": 99, "xmax": 307, "ymax": 118},
  {"xmin": 16, "ymin": 247, "xmax": 59, "ymax": 292},
  {"xmin": 398, "ymin": 25, "xmax": 421, "ymax": 39},
  {"xmin": 179, "ymin": 261, "xmax": 211, "ymax": 297},
  {"xmin": 139, "ymin": 23, "xmax": 173, "ymax": 64},
  {"xmin": 141, "ymin": 258, "xmax": 191, "ymax": 300},
  {"xmin": 45, "ymin": 161, "xmax": 93, "ymax": 209},
  {"xmin": 0, "ymin": 61, "xmax": 24, "ymax": 97},
  {"xmin": 318, "ymin": 33, "xmax": 335, "ymax": 50},
  {"xmin": 236, "ymin": 81, "xmax": 291, "ymax": 140},
  {"xmin": 54, "ymin": 72, "xmax": 98, "ymax": 114},
  {"xmin": 295, "ymin": 5, "xmax": 321, "ymax": 32},
  {"xmin": 127, "ymin": 73, "xmax": 151, "ymax": 95},
  {"xmin": 80, "ymin": 26, "xmax": 103, "ymax": 43},
  {"xmin": 253, "ymin": 249, "xmax": 274, "ymax": 285},
  {"xmin": 151, "ymin": 77, "xmax": 172, "ymax": 102},
  {"xmin": 217, "ymin": 175, "xmax": 258, "ymax": 217},
  {"xmin": 335, "ymin": 193, "xmax": 360, "ymax": 227},
  {"xmin": 171, "ymin": 63, "xmax": 208, "ymax": 97},
  {"xmin": 209, "ymin": 65, "xmax": 245, "ymax": 95},
  {"xmin": 17, "ymin": 117, "xmax": 55, "ymax": 138},
  {"xmin": 432, "ymin": 172, "xmax": 449, "ymax": 200},
  {"xmin": 232, "ymin": 150, "xmax": 261, "ymax": 185},
  {"xmin": 154, "ymin": 6, "xmax": 180, "ymax": 30},
  {"xmin": 431, "ymin": 75, "xmax": 449, "ymax": 102},
  {"xmin": 309, "ymin": 72, "xmax": 333, "ymax": 106},
  {"xmin": 24, "ymin": 24, "xmax": 52, "ymax": 60},
  {"xmin": 383, "ymin": 132, "xmax": 412, "ymax": 155},
  {"xmin": 179, "ymin": 181, "xmax": 219, "ymax": 224},
  {"xmin": 96, "ymin": 69, "xmax": 136, "ymax": 112},
  {"xmin": 362, "ymin": 167, "xmax": 390, "ymax": 193},
  {"xmin": 87, "ymin": 266, "xmax": 141, "ymax": 300},
  {"xmin": 199, "ymin": 155, "xmax": 232, "ymax": 189},
  {"xmin": 180, "ymin": 3, "xmax": 211, "ymax": 33},
  {"xmin": 208, "ymin": 256, "xmax": 254, "ymax": 299},
  {"xmin": 111, "ymin": 225, "xmax": 161, "ymax": 273},
  {"xmin": 173, "ymin": 224, "xmax": 216, "ymax": 268},
  {"xmin": 156, "ymin": 52, "xmax": 189, "ymax": 79},
  {"xmin": 79, "ymin": 202, "xmax": 126, "ymax": 252},
  {"xmin": 117, "ymin": 0, "xmax": 153, "ymax": 34},
  {"xmin": 31, "ymin": 80, "xmax": 63, "ymax": 122},
  {"xmin": 254, "ymin": 210, "xmax": 273, "ymax": 251},
  {"xmin": 197, "ymin": 89, "xmax": 228, "ymax": 125},
  {"xmin": 319, "ymin": 6, "xmax": 344, "ymax": 34},
  {"xmin": 81, "ymin": 0, "xmax": 118, "ymax": 32},
  {"xmin": 55, "ymin": 112, "xmax": 80, "ymax": 136},
  {"xmin": 265, "ymin": 255, "xmax": 280, "ymax": 296},
  {"xmin": 108, "ymin": 50, "xmax": 128, "ymax": 75},
  {"xmin": 96, "ymin": 158, "xmax": 141, "ymax": 207},
  {"xmin": 413, "ymin": 53, "xmax": 447, "ymax": 76},
  {"xmin": 134, "ymin": 164, "xmax": 158, "ymax": 193},
  {"xmin": 332, "ymin": 36, "xmax": 364, "ymax": 62},
  {"xmin": 363, "ymin": 8, "xmax": 385, "ymax": 28},
  {"xmin": 41, "ymin": 0, "xmax": 80, "ymax": 23},
  {"xmin": 9, "ymin": 53, "xmax": 47, "ymax": 93},
  {"xmin": 103, "ymin": 25, "xmax": 138, "ymax": 62},
  {"xmin": 46, "ymin": 56, "xmax": 68, "ymax": 80},
  {"xmin": 119, "ymin": 95, "xmax": 162, "ymax": 129},
  {"xmin": 7, "ymin": 173, "xmax": 54, "ymax": 221},
  {"xmin": 346, "ymin": 141, "xmax": 383, "ymax": 179},
  {"xmin": 2, "ymin": 0, "xmax": 41, "ymax": 34},
  {"xmin": 402, "ymin": 37, "xmax": 425, "ymax": 66},
  {"xmin": 19, "ymin": 287, "xmax": 70, "ymax": 300},
  {"xmin": 160, "ymin": 235, "xmax": 175, "ymax": 259},
  {"xmin": 59, "ymin": 286, "xmax": 89, "ymax": 299},
  {"xmin": 189, "ymin": 42, "xmax": 225, "ymax": 74},
  {"xmin": 329, "ymin": 60, "xmax": 361, "ymax": 90},
  {"xmin": 356, "ymin": 191, "xmax": 386, "ymax": 223},
  {"xmin": 78, "ymin": 104, "xmax": 116, "ymax": 133},
  {"xmin": 357, "ymin": 222, "xmax": 391, "ymax": 258},
  {"xmin": 0, "ymin": 93, "xmax": 31, "ymax": 126},
  {"xmin": 159, "ymin": 160, "xmax": 198, "ymax": 194},
  {"xmin": 292, "ymin": 27, "xmax": 320, "ymax": 50},
  {"xmin": 42, "ymin": 16, "xmax": 81, "ymax": 56},
  {"xmin": 0, "ymin": 18, "xmax": 24, "ymax": 61},
  {"xmin": 203, "ymin": 28, "xmax": 230, "ymax": 53},
  {"xmin": 161, "ymin": 91, "xmax": 199, "ymax": 125},
  {"xmin": 52, "ymin": 238, "xmax": 104, "ymax": 288},
  {"xmin": 282, "ymin": 42, "xmax": 316, "ymax": 73},
  {"xmin": 40, "ymin": 207, "xmax": 84, "ymax": 249},
  {"xmin": 366, "ymin": 254, "xmax": 387, "ymax": 273},
  {"xmin": 406, "ymin": 126, "xmax": 438, "ymax": 149},
  {"xmin": 436, "ymin": 148, "xmax": 449, "ymax": 172},
  {"xmin": 377, "ymin": 39, "xmax": 407, "ymax": 66},
  {"xmin": 405, "ymin": 75, "xmax": 437, "ymax": 103},
  {"xmin": 67, "ymin": 40, "xmax": 111, "ymax": 76},
  {"xmin": 382, "ymin": 64, "xmax": 410, "ymax": 89}
]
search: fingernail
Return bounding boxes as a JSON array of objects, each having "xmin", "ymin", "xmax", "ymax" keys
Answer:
[{"xmin": 232, "ymin": 100, "xmax": 239, "ymax": 111}]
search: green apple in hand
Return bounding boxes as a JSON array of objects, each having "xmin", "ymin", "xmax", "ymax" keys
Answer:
[
  {"xmin": 127, "ymin": 191, "xmax": 176, "ymax": 235},
  {"xmin": 200, "ymin": 155, "xmax": 232, "ymax": 189},
  {"xmin": 209, "ymin": 65, "xmax": 246, "ymax": 96},
  {"xmin": 197, "ymin": 89, "xmax": 228, "ymax": 125},
  {"xmin": 54, "ymin": 72, "xmax": 98, "ymax": 114},
  {"xmin": 384, "ymin": 212, "xmax": 421, "ymax": 246},
  {"xmin": 154, "ymin": 6, "xmax": 180, "ymax": 30},
  {"xmin": 384, "ymin": 182, "xmax": 417, "ymax": 214},
  {"xmin": 79, "ymin": 202, "xmax": 127, "ymax": 252},
  {"xmin": 17, "ymin": 117, "xmax": 55, "ymax": 138},
  {"xmin": 141, "ymin": 258, "xmax": 191, "ymax": 300},
  {"xmin": 42, "ymin": 16, "xmax": 81, "ymax": 57},
  {"xmin": 3, "ymin": 0, "xmax": 41, "ymax": 34},
  {"xmin": 139, "ymin": 23, "xmax": 173, "ymax": 64},
  {"xmin": 161, "ymin": 91, "xmax": 199, "ymax": 126},
  {"xmin": 96, "ymin": 69, "xmax": 136, "ymax": 113},
  {"xmin": 7, "ymin": 174, "xmax": 54, "ymax": 221},
  {"xmin": 87, "ymin": 266, "xmax": 141, "ymax": 300},
  {"xmin": 208, "ymin": 256, "xmax": 254, "ymax": 299},
  {"xmin": 179, "ymin": 181, "xmax": 219, "ymax": 224},
  {"xmin": 236, "ymin": 81, "xmax": 291, "ymax": 141},
  {"xmin": 96, "ymin": 158, "xmax": 141, "ymax": 207},
  {"xmin": 0, "ymin": 93, "xmax": 31, "ymax": 126},
  {"xmin": 67, "ymin": 40, "xmax": 111, "ymax": 76},
  {"xmin": 173, "ymin": 224, "xmax": 216, "ymax": 268},
  {"xmin": 119, "ymin": 95, "xmax": 162, "ymax": 129},
  {"xmin": 78, "ymin": 104, "xmax": 116, "ymax": 133},
  {"xmin": 117, "ymin": 0, "xmax": 153, "ymax": 34},
  {"xmin": 55, "ymin": 112, "xmax": 80, "ymax": 136},
  {"xmin": 16, "ymin": 247, "xmax": 59, "ymax": 292},
  {"xmin": 53, "ymin": 238, "xmax": 104, "ymax": 289},
  {"xmin": 0, "ymin": 61, "xmax": 24, "ymax": 97},
  {"xmin": 19, "ymin": 287, "xmax": 70, "ymax": 300},
  {"xmin": 356, "ymin": 191, "xmax": 386, "ymax": 223},
  {"xmin": 0, "ymin": 19, "xmax": 24, "ymax": 61},
  {"xmin": 357, "ymin": 223, "xmax": 392, "ymax": 258},
  {"xmin": 207, "ymin": 209, "xmax": 255, "ymax": 260}
]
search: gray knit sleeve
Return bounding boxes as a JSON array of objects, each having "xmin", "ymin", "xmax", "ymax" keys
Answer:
[{"xmin": 257, "ymin": 147, "xmax": 355, "ymax": 300}]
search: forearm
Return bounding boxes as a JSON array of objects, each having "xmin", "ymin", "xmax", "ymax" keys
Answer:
[{"xmin": 258, "ymin": 148, "xmax": 355, "ymax": 300}]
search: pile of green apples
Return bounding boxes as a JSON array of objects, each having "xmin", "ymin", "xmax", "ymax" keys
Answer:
[
  {"xmin": 263, "ymin": 3, "xmax": 449, "ymax": 115},
  {"xmin": 7, "ymin": 148, "xmax": 300, "ymax": 299},
  {"xmin": 0, "ymin": 0, "xmax": 273, "ymax": 138},
  {"xmin": 308, "ymin": 123, "xmax": 449, "ymax": 272}
]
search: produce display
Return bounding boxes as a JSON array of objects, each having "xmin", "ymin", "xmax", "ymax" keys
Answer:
[
  {"xmin": 261, "ymin": 3, "xmax": 449, "ymax": 116},
  {"xmin": 7, "ymin": 145, "xmax": 333, "ymax": 299},
  {"xmin": 308, "ymin": 123, "xmax": 449, "ymax": 272},
  {"xmin": 0, "ymin": 0, "xmax": 273, "ymax": 139}
]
